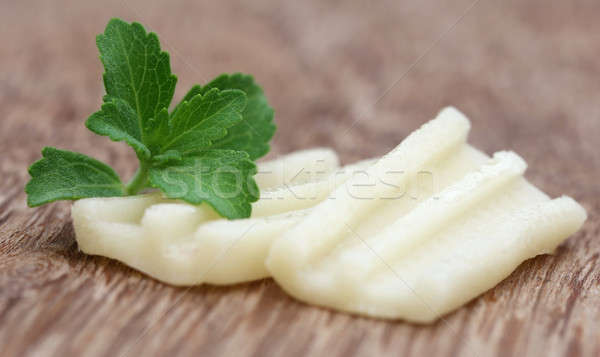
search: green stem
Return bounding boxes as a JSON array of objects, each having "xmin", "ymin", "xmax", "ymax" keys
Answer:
[{"xmin": 125, "ymin": 161, "xmax": 149, "ymax": 195}]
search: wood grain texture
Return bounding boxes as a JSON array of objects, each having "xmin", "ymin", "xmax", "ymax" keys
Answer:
[{"xmin": 1, "ymin": 0, "xmax": 599, "ymax": 356}]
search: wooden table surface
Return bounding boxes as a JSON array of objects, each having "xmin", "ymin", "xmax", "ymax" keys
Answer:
[{"xmin": 1, "ymin": 1, "xmax": 599, "ymax": 356}]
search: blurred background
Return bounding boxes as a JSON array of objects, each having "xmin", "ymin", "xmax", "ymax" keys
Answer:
[
  {"xmin": 2, "ymin": 1, "xmax": 599, "ymax": 190},
  {"xmin": 1, "ymin": 1, "xmax": 599, "ymax": 356}
]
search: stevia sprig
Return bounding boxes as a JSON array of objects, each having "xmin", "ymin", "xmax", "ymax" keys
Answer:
[{"xmin": 25, "ymin": 18, "xmax": 276, "ymax": 219}]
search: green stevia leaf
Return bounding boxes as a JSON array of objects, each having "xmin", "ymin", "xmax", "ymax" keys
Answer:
[
  {"xmin": 159, "ymin": 88, "xmax": 247, "ymax": 155},
  {"xmin": 148, "ymin": 149, "xmax": 258, "ymax": 219},
  {"xmin": 97, "ymin": 18, "xmax": 177, "ymax": 134},
  {"xmin": 26, "ymin": 147, "xmax": 123, "ymax": 207},
  {"xmin": 86, "ymin": 98, "xmax": 151, "ymax": 160},
  {"xmin": 177, "ymin": 73, "xmax": 275, "ymax": 160}
]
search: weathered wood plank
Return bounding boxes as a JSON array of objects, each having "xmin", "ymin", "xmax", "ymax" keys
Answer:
[{"xmin": 1, "ymin": 0, "xmax": 599, "ymax": 356}]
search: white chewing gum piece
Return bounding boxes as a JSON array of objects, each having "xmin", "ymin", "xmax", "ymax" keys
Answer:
[
  {"xmin": 72, "ymin": 193, "xmax": 164, "ymax": 263},
  {"xmin": 255, "ymin": 147, "xmax": 340, "ymax": 189},
  {"xmin": 252, "ymin": 158, "xmax": 377, "ymax": 217},
  {"xmin": 336, "ymin": 151, "xmax": 527, "ymax": 279},
  {"xmin": 178, "ymin": 159, "xmax": 377, "ymax": 284},
  {"xmin": 360, "ymin": 196, "xmax": 587, "ymax": 322},
  {"xmin": 137, "ymin": 210, "xmax": 308, "ymax": 285},
  {"xmin": 72, "ymin": 149, "xmax": 349, "ymax": 285},
  {"xmin": 141, "ymin": 204, "xmax": 209, "ymax": 242},
  {"xmin": 180, "ymin": 210, "xmax": 310, "ymax": 284},
  {"xmin": 266, "ymin": 107, "xmax": 587, "ymax": 322},
  {"xmin": 333, "ymin": 144, "xmax": 490, "ymax": 247},
  {"xmin": 267, "ymin": 107, "xmax": 471, "ymax": 277}
]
